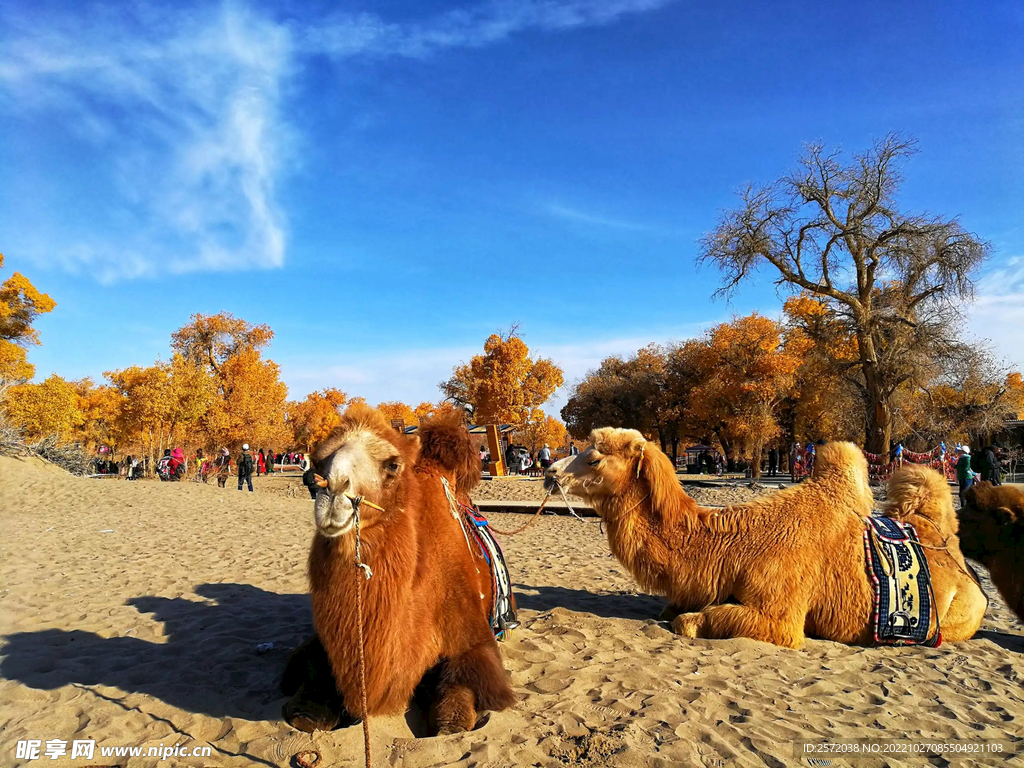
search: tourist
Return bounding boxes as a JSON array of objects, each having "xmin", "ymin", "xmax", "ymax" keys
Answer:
[
  {"xmin": 538, "ymin": 443, "xmax": 552, "ymax": 470},
  {"xmin": 168, "ymin": 447, "xmax": 186, "ymax": 481},
  {"xmin": 505, "ymin": 443, "xmax": 516, "ymax": 475},
  {"xmin": 195, "ymin": 448, "xmax": 209, "ymax": 483},
  {"xmin": 300, "ymin": 455, "xmax": 318, "ymax": 500},
  {"xmin": 238, "ymin": 444, "xmax": 255, "ymax": 492},
  {"xmin": 215, "ymin": 448, "xmax": 231, "ymax": 489},
  {"xmin": 266, "ymin": 448, "xmax": 275, "ymax": 474},
  {"xmin": 956, "ymin": 446, "xmax": 976, "ymax": 505},
  {"xmin": 257, "ymin": 448, "xmax": 266, "ymax": 476},
  {"xmin": 767, "ymin": 446, "xmax": 779, "ymax": 477},
  {"xmin": 569, "ymin": 442, "xmax": 579, "ymax": 457},
  {"xmin": 982, "ymin": 444, "xmax": 1002, "ymax": 486}
]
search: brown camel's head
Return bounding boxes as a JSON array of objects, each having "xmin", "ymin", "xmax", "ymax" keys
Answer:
[
  {"xmin": 545, "ymin": 427, "xmax": 680, "ymax": 518},
  {"xmin": 959, "ymin": 481, "xmax": 1024, "ymax": 564},
  {"xmin": 310, "ymin": 403, "xmax": 420, "ymax": 538}
]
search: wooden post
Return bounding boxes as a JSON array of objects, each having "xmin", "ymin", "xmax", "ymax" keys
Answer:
[{"xmin": 485, "ymin": 424, "xmax": 506, "ymax": 476}]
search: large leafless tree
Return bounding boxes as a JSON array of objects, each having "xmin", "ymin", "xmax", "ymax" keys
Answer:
[{"xmin": 700, "ymin": 134, "xmax": 991, "ymax": 453}]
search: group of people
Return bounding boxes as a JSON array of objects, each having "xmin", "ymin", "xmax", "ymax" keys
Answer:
[
  {"xmin": 955, "ymin": 443, "xmax": 1005, "ymax": 503},
  {"xmin": 143, "ymin": 445, "xmax": 308, "ymax": 491},
  {"xmin": 501, "ymin": 443, "xmax": 556, "ymax": 475}
]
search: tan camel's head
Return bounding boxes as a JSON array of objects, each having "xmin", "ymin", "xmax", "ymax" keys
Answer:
[
  {"xmin": 545, "ymin": 427, "xmax": 680, "ymax": 518},
  {"xmin": 310, "ymin": 403, "xmax": 420, "ymax": 538},
  {"xmin": 959, "ymin": 481, "xmax": 1024, "ymax": 563}
]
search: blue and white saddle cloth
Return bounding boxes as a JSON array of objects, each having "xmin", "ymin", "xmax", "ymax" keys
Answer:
[
  {"xmin": 461, "ymin": 505, "xmax": 520, "ymax": 641},
  {"xmin": 863, "ymin": 516, "xmax": 941, "ymax": 647}
]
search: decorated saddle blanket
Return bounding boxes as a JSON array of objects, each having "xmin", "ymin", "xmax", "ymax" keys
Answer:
[
  {"xmin": 862, "ymin": 516, "xmax": 941, "ymax": 647},
  {"xmin": 462, "ymin": 506, "xmax": 520, "ymax": 640}
]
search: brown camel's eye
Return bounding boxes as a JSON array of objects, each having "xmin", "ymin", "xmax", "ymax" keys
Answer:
[
  {"xmin": 587, "ymin": 458, "xmax": 601, "ymax": 467},
  {"xmin": 385, "ymin": 459, "xmax": 400, "ymax": 473}
]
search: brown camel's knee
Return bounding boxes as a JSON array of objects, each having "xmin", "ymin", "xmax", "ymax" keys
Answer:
[
  {"xmin": 280, "ymin": 635, "xmax": 354, "ymax": 732},
  {"xmin": 440, "ymin": 642, "xmax": 517, "ymax": 714},
  {"xmin": 431, "ymin": 684, "xmax": 477, "ymax": 735}
]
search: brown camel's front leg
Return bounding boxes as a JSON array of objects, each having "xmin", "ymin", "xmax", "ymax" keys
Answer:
[
  {"xmin": 281, "ymin": 635, "xmax": 356, "ymax": 732},
  {"xmin": 671, "ymin": 605, "xmax": 806, "ymax": 649},
  {"xmin": 429, "ymin": 641, "xmax": 516, "ymax": 735}
]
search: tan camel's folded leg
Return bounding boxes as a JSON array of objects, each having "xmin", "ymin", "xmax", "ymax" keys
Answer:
[
  {"xmin": 672, "ymin": 605, "xmax": 806, "ymax": 649},
  {"xmin": 939, "ymin": 583, "xmax": 987, "ymax": 641}
]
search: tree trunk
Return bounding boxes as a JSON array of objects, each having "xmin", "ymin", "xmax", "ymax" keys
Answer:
[
  {"xmin": 751, "ymin": 441, "xmax": 763, "ymax": 479},
  {"xmin": 860, "ymin": 339, "xmax": 893, "ymax": 455},
  {"xmin": 863, "ymin": 381, "xmax": 892, "ymax": 454},
  {"xmin": 715, "ymin": 429, "xmax": 735, "ymax": 472}
]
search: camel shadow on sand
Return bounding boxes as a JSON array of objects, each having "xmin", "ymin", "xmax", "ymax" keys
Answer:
[
  {"xmin": 1, "ymin": 583, "xmax": 313, "ymax": 726},
  {"xmin": 513, "ymin": 583, "xmax": 665, "ymax": 621}
]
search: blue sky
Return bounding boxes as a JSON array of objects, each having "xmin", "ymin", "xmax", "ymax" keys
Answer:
[{"xmin": 1, "ymin": 0, "xmax": 1022, "ymax": 416}]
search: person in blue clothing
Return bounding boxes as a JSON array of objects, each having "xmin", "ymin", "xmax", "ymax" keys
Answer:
[{"xmin": 955, "ymin": 445, "xmax": 977, "ymax": 506}]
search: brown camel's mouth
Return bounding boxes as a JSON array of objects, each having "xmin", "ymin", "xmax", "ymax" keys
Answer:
[
  {"xmin": 318, "ymin": 519, "xmax": 354, "ymax": 538},
  {"xmin": 314, "ymin": 492, "xmax": 356, "ymax": 538}
]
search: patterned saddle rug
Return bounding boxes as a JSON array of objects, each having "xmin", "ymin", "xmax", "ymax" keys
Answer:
[
  {"xmin": 440, "ymin": 477, "xmax": 519, "ymax": 640},
  {"xmin": 462, "ymin": 505, "xmax": 520, "ymax": 640},
  {"xmin": 863, "ymin": 516, "xmax": 941, "ymax": 647}
]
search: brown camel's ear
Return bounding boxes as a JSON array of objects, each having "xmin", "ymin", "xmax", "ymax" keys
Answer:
[{"xmin": 994, "ymin": 506, "xmax": 1016, "ymax": 525}]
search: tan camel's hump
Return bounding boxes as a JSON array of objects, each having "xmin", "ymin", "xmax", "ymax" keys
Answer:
[
  {"xmin": 812, "ymin": 442, "xmax": 869, "ymax": 482},
  {"xmin": 885, "ymin": 463, "xmax": 958, "ymax": 536}
]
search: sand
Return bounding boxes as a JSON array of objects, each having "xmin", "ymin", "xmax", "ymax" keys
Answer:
[{"xmin": 0, "ymin": 455, "xmax": 1021, "ymax": 767}]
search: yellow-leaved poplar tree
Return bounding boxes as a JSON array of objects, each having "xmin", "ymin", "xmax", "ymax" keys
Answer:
[
  {"xmin": 441, "ymin": 329, "xmax": 563, "ymax": 426},
  {"xmin": 0, "ymin": 253, "xmax": 56, "ymax": 392},
  {"xmin": 289, "ymin": 388, "xmax": 348, "ymax": 449},
  {"xmin": 4, "ymin": 374, "xmax": 83, "ymax": 441}
]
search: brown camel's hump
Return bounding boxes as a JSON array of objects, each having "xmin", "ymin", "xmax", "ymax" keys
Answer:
[
  {"xmin": 885, "ymin": 463, "xmax": 958, "ymax": 535},
  {"xmin": 418, "ymin": 411, "xmax": 479, "ymax": 494},
  {"xmin": 966, "ymin": 481, "xmax": 1024, "ymax": 524}
]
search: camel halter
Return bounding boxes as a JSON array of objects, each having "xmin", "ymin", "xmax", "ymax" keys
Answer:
[{"xmin": 314, "ymin": 475, "xmax": 377, "ymax": 768}]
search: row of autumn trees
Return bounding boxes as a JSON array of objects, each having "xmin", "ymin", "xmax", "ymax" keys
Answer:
[
  {"xmin": 1, "ymin": 309, "xmax": 500, "ymax": 465},
  {"xmin": 562, "ymin": 305, "xmax": 1024, "ymax": 474}
]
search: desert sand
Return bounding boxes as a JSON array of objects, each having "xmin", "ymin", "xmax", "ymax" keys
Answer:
[{"xmin": 1, "ymin": 455, "xmax": 1021, "ymax": 767}]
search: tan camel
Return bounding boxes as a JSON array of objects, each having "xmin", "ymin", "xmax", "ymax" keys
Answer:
[
  {"xmin": 544, "ymin": 428, "xmax": 986, "ymax": 649},
  {"xmin": 959, "ymin": 481, "xmax": 1024, "ymax": 622},
  {"xmin": 281, "ymin": 405, "xmax": 515, "ymax": 734}
]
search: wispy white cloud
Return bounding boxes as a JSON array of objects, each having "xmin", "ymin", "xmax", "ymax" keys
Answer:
[
  {"xmin": 305, "ymin": 0, "xmax": 675, "ymax": 59},
  {"xmin": 0, "ymin": 0, "xmax": 676, "ymax": 280},
  {"xmin": 0, "ymin": 4, "xmax": 291, "ymax": 279},
  {"xmin": 544, "ymin": 202, "xmax": 658, "ymax": 231},
  {"xmin": 967, "ymin": 257, "xmax": 1024, "ymax": 369}
]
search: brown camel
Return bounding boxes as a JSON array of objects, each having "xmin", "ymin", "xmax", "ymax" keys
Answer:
[
  {"xmin": 281, "ymin": 405, "xmax": 515, "ymax": 734},
  {"xmin": 544, "ymin": 428, "xmax": 986, "ymax": 649},
  {"xmin": 959, "ymin": 481, "xmax": 1024, "ymax": 622}
]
